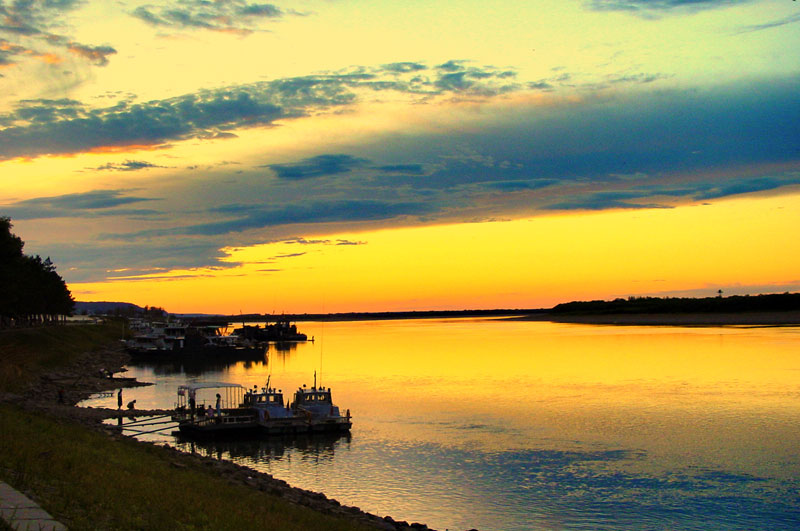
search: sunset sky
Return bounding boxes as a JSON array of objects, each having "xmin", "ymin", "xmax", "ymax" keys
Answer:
[{"xmin": 1, "ymin": 0, "xmax": 799, "ymax": 314}]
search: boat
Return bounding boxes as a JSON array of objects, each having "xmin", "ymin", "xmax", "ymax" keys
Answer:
[
  {"xmin": 173, "ymin": 382, "xmax": 259, "ymax": 436},
  {"xmin": 173, "ymin": 379, "xmax": 351, "ymax": 437},
  {"xmin": 289, "ymin": 374, "xmax": 352, "ymax": 433},
  {"xmin": 232, "ymin": 317, "xmax": 308, "ymax": 343},
  {"xmin": 124, "ymin": 321, "xmax": 264, "ymax": 359}
]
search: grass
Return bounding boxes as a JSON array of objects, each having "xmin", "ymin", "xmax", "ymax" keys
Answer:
[
  {"xmin": 0, "ymin": 321, "xmax": 125, "ymax": 393},
  {"xmin": 0, "ymin": 325, "xmax": 372, "ymax": 530},
  {"xmin": 0, "ymin": 405, "xmax": 371, "ymax": 530}
]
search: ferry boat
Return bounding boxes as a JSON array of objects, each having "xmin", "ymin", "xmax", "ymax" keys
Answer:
[
  {"xmin": 173, "ymin": 378, "xmax": 351, "ymax": 437},
  {"xmin": 173, "ymin": 382, "xmax": 259, "ymax": 436}
]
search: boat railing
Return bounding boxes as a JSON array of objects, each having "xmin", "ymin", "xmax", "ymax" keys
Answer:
[{"xmin": 189, "ymin": 411, "xmax": 255, "ymax": 427}]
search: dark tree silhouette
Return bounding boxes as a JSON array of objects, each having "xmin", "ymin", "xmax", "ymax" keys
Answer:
[{"xmin": 0, "ymin": 217, "xmax": 74, "ymax": 327}]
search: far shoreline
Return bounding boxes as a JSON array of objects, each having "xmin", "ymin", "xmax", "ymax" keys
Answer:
[{"xmin": 509, "ymin": 311, "xmax": 800, "ymax": 326}]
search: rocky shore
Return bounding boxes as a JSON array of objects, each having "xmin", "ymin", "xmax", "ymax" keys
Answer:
[{"xmin": 2, "ymin": 342, "xmax": 446, "ymax": 531}]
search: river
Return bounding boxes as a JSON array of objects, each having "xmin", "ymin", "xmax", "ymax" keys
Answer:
[{"xmin": 84, "ymin": 318, "xmax": 800, "ymax": 530}]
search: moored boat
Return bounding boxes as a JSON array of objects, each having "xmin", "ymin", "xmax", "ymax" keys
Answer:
[
  {"xmin": 290, "ymin": 379, "xmax": 352, "ymax": 433},
  {"xmin": 173, "ymin": 379, "xmax": 351, "ymax": 437},
  {"xmin": 173, "ymin": 382, "xmax": 259, "ymax": 436},
  {"xmin": 233, "ymin": 317, "xmax": 308, "ymax": 343},
  {"xmin": 124, "ymin": 321, "xmax": 264, "ymax": 359}
]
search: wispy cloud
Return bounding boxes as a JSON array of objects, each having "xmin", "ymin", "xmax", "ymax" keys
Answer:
[
  {"xmin": 1, "ymin": 189, "xmax": 159, "ymax": 219},
  {"xmin": 585, "ymin": 0, "xmax": 754, "ymax": 16},
  {"xmin": 66, "ymin": 42, "xmax": 116, "ymax": 66},
  {"xmin": 108, "ymin": 199, "xmax": 438, "ymax": 239},
  {"xmin": 43, "ymin": 239, "xmax": 237, "ymax": 283},
  {"xmin": 0, "ymin": 61, "xmax": 525, "ymax": 161},
  {"xmin": 543, "ymin": 174, "xmax": 800, "ymax": 211},
  {"xmin": 267, "ymin": 154, "xmax": 367, "ymax": 180},
  {"xmin": 131, "ymin": 0, "xmax": 299, "ymax": 35},
  {"xmin": 0, "ymin": 0, "xmax": 116, "ymax": 69},
  {"xmin": 735, "ymin": 13, "xmax": 800, "ymax": 34},
  {"xmin": 92, "ymin": 160, "xmax": 165, "ymax": 172}
]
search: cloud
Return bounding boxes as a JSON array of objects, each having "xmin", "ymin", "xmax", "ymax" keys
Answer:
[
  {"xmin": 0, "ymin": 89, "xmax": 284, "ymax": 160},
  {"xmin": 93, "ymin": 160, "xmax": 165, "ymax": 172},
  {"xmin": 541, "ymin": 174, "xmax": 800, "ymax": 211},
  {"xmin": 690, "ymin": 175, "xmax": 800, "ymax": 201},
  {"xmin": 1, "ymin": 189, "xmax": 159, "ymax": 219},
  {"xmin": 267, "ymin": 154, "xmax": 367, "ymax": 180},
  {"xmin": 482, "ymin": 179, "xmax": 560, "ymax": 192},
  {"xmin": 131, "ymin": 1, "xmax": 293, "ymax": 35},
  {"xmin": 12, "ymin": 70, "xmax": 800, "ymax": 283},
  {"xmin": 266, "ymin": 154, "xmax": 433, "ymax": 182},
  {"xmin": 433, "ymin": 60, "xmax": 517, "ymax": 95},
  {"xmin": 375, "ymin": 164, "xmax": 427, "ymax": 175},
  {"xmin": 735, "ymin": 13, "xmax": 800, "ymax": 34},
  {"xmin": 108, "ymin": 199, "xmax": 438, "ymax": 239},
  {"xmin": 280, "ymin": 237, "xmax": 366, "ymax": 246},
  {"xmin": 585, "ymin": 0, "xmax": 754, "ymax": 16},
  {"xmin": 67, "ymin": 42, "xmax": 116, "ymax": 66},
  {"xmin": 0, "ymin": 1, "xmax": 116, "ymax": 69},
  {"xmin": 542, "ymin": 191, "xmax": 668, "ymax": 211},
  {"xmin": 382, "ymin": 62, "xmax": 427, "ymax": 73},
  {"xmin": 0, "ymin": 62, "xmax": 524, "ymax": 161},
  {"xmin": 42, "ymin": 239, "xmax": 236, "ymax": 283}
]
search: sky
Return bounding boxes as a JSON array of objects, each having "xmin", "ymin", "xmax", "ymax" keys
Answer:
[{"xmin": 1, "ymin": 0, "xmax": 799, "ymax": 314}]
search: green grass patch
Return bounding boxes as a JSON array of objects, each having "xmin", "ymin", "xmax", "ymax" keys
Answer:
[
  {"xmin": 0, "ymin": 322, "xmax": 125, "ymax": 392},
  {"xmin": 0, "ymin": 405, "xmax": 371, "ymax": 530}
]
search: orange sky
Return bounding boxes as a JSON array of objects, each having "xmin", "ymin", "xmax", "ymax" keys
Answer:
[{"xmin": 1, "ymin": 1, "xmax": 799, "ymax": 313}]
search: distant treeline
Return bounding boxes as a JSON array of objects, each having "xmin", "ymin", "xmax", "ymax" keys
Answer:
[
  {"xmin": 0, "ymin": 217, "xmax": 73, "ymax": 327},
  {"xmin": 195, "ymin": 308, "xmax": 545, "ymax": 325},
  {"xmin": 75, "ymin": 301, "xmax": 167, "ymax": 318},
  {"xmin": 551, "ymin": 293, "xmax": 800, "ymax": 315}
]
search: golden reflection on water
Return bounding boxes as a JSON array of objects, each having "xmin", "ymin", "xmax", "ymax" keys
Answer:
[
  {"xmin": 252, "ymin": 319, "xmax": 800, "ymax": 476},
  {"xmin": 109, "ymin": 319, "xmax": 800, "ymax": 530}
]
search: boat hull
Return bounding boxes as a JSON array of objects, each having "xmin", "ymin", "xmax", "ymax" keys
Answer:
[{"xmin": 175, "ymin": 413, "xmax": 351, "ymax": 438}]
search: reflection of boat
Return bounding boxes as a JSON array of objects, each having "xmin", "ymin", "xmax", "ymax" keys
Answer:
[
  {"xmin": 173, "ymin": 380, "xmax": 351, "ymax": 437},
  {"xmin": 175, "ymin": 431, "xmax": 351, "ymax": 462},
  {"xmin": 233, "ymin": 318, "xmax": 308, "ymax": 343}
]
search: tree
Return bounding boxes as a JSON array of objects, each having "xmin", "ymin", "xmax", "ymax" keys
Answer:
[{"xmin": 0, "ymin": 217, "xmax": 74, "ymax": 327}]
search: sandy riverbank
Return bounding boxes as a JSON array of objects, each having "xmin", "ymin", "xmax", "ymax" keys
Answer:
[
  {"xmin": 1, "ymin": 342, "xmax": 440, "ymax": 531},
  {"xmin": 512, "ymin": 311, "xmax": 800, "ymax": 326}
]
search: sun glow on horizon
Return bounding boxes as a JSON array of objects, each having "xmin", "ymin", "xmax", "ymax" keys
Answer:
[{"xmin": 68, "ymin": 192, "xmax": 800, "ymax": 314}]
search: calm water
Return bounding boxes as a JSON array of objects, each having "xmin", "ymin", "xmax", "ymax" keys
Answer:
[{"xmin": 85, "ymin": 319, "xmax": 800, "ymax": 530}]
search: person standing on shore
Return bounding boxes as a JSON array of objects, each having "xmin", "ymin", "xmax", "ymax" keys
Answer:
[
  {"xmin": 215, "ymin": 393, "xmax": 221, "ymax": 417},
  {"xmin": 117, "ymin": 389, "xmax": 122, "ymax": 409}
]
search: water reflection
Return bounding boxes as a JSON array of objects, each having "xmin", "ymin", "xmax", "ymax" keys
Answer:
[
  {"xmin": 129, "ymin": 356, "xmax": 269, "ymax": 377},
  {"xmin": 82, "ymin": 320, "xmax": 800, "ymax": 531},
  {"xmin": 174, "ymin": 432, "xmax": 351, "ymax": 463}
]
